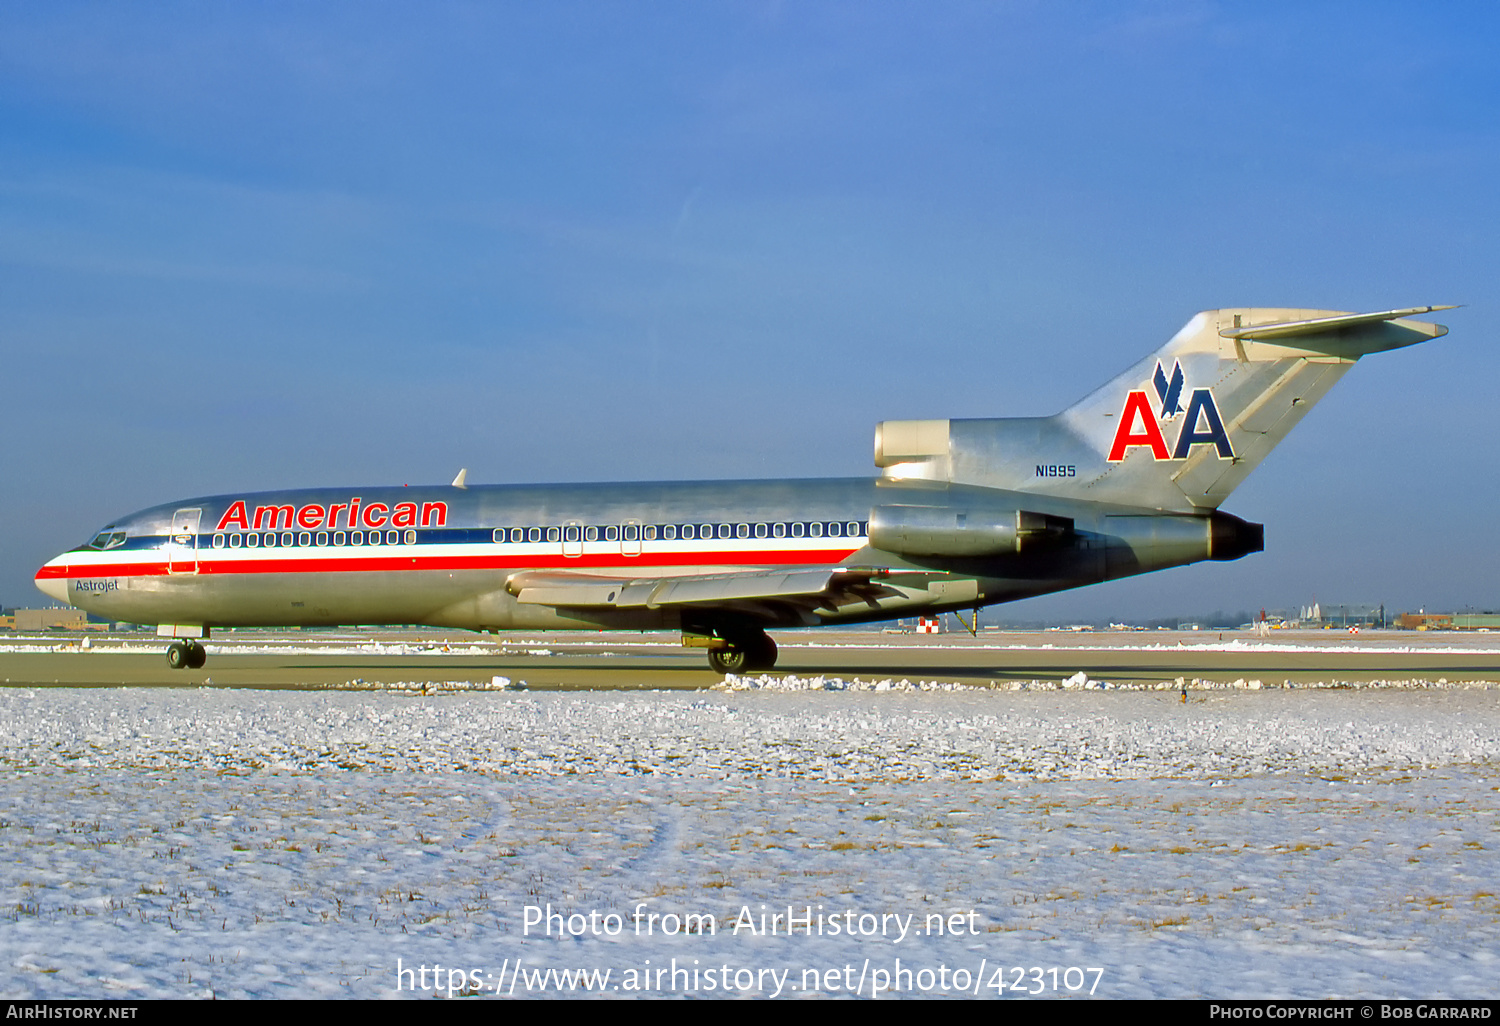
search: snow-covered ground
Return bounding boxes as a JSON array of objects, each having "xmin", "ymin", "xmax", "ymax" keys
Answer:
[{"xmin": 3, "ymin": 683, "xmax": 1498, "ymax": 999}]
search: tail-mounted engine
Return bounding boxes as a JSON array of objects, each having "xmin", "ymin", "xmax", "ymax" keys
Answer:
[{"xmin": 869, "ymin": 504, "xmax": 1074, "ymax": 558}]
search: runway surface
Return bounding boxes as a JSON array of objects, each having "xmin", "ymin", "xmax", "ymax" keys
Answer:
[{"xmin": 4, "ymin": 628, "xmax": 1500, "ymax": 690}]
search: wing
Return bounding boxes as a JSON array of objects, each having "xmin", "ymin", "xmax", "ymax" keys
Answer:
[{"xmin": 505, "ymin": 566, "xmax": 903, "ymax": 624}]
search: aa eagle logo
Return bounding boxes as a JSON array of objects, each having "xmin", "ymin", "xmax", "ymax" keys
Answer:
[{"xmin": 1107, "ymin": 360, "xmax": 1234, "ymax": 462}]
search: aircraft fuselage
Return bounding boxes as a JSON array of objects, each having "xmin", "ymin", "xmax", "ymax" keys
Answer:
[{"xmin": 35, "ymin": 476, "xmax": 1258, "ymax": 634}]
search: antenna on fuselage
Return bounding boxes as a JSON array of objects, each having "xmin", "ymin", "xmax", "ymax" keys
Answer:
[{"xmin": 451, "ymin": 468, "xmax": 468, "ymax": 489}]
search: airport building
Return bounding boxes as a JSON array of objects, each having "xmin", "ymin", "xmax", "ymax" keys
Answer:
[
  {"xmin": 1291, "ymin": 603, "xmax": 1388, "ymax": 629},
  {"xmin": 1395, "ymin": 612, "xmax": 1500, "ymax": 630},
  {"xmin": 2, "ymin": 608, "xmax": 103, "ymax": 631}
]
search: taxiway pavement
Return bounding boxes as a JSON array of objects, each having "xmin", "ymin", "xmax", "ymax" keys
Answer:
[{"xmin": 4, "ymin": 628, "xmax": 1499, "ymax": 689}]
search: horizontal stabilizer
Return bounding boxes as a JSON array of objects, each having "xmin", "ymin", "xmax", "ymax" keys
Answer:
[
  {"xmin": 1217, "ymin": 306, "xmax": 1454, "ymax": 360},
  {"xmin": 1218, "ymin": 305, "xmax": 1456, "ymax": 340}
]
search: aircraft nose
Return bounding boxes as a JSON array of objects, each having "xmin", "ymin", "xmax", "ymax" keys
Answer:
[{"xmin": 34, "ymin": 565, "xmax": 69, "ymax": 603}]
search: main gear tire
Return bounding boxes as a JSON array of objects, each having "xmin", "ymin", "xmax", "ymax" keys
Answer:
[
  {"xmin": 706, "ymin": 631, "xmax": 777, "ymax": 674},
  {"xmin": 744, "ymin": 634, "xmax": 778, "ymax": 671},
  {"xmin": 707, "ymin": 646, "xmax": 749, "ymax": 674}
]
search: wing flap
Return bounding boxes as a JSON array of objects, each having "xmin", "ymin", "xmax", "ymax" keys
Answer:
[{"xmin": 506, "ymin": 567, "xmax": 893, "ymax": 611}]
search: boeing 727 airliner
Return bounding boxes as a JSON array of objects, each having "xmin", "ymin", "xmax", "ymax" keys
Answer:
[{"xmin": 36, "ymin": 306, "xmax": 1452, "ymax": 672}]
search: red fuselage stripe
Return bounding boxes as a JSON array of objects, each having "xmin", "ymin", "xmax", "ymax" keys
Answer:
[{"xmin": 38, "ymin": 547, "xmax": 863, "ymax": 579}]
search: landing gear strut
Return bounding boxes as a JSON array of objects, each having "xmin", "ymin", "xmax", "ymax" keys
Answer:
[
  {"xmin": 166, "ymin": 640, "xmax": 207, "ymax": 670},
  {"xmin": 706, "ymin": 630, "xmax": 777, "ymax": 674}
]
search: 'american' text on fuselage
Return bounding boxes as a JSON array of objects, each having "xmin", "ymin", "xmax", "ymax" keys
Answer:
[{"xmin": 215, "ymin": 498, "xmax": 449, "ymax": 532}]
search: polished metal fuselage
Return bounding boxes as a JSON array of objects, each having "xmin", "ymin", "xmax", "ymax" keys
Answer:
[{"xmin": 36, "ymin": 475, "xmax": 1246, "ymax": 632}]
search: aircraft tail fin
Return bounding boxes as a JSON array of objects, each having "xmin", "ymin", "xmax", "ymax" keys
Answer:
[{"xmin": 875, "ymin": 306, "xmax": 1453, "ymax": 510}]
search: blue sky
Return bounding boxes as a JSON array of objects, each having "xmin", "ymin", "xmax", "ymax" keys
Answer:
[{"xmin": 2, "ymin": 1, "xmax": 1496, "ymax": 619}]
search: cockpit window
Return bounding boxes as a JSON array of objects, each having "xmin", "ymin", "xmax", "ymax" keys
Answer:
[
  {"xmin": 87, "ymin": 529, "xmax": 128, "ymax": 550},
  {"xmin": 87, "ymin": 528, "xmax": 128, "ymax": 552}
]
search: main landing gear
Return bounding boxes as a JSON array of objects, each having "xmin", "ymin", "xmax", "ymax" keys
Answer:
[
  {"xmin": 166, "ymin": 640, "xmax": 207, "ymax": 670},
  {"xmin": 705, "ymin": 629, "xmax": 778, "ymax": 674}
]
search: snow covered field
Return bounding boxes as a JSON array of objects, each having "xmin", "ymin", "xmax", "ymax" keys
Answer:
[{"xmin": 3, "ymin": 682, "xmax": 1499, "ymax": 999}]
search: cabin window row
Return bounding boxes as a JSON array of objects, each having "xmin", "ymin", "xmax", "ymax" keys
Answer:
[
  {"xmin": 489, "ymin": 521, "xmax": 868, "ymax": 544},
  {"xmin": 210, "ymin": 529, "xmax": 416, "ymax": 549}
]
